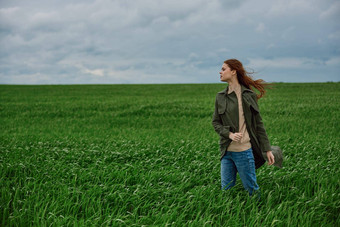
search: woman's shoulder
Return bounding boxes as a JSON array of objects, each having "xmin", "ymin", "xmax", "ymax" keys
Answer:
[
  {"xmin": 242, "ymin": 87, "xmax": 256, "ymax": 97},
  {"xmin": 242, "ymin": 89, "xmax": 258, "ymax": 103},
  {"xmin": 216, "ymin": 87, "xmax": 228, "ymax": 95}
]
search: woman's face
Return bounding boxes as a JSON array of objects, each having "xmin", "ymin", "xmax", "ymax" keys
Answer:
[{"xmin": 219, "ymin": 63, "xmax": 236, "ymax": 82}]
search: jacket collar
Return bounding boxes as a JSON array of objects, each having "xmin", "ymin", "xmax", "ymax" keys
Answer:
[{"xmin": 218, "ymin": 83, "xmax": 253, "ymax": 95}]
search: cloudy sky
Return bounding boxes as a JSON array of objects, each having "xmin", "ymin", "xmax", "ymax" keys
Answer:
[{"xmin": 0, "ymin": 0, "xmax": 339, "ymax": 84}]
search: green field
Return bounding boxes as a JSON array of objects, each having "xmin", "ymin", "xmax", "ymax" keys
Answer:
[{"xmin": 1, "ymin": 83, "xmax": 339, "ymax": 226}]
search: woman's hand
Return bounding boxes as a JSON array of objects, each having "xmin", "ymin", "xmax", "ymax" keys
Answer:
[
  {"xmin": 266, "ymin": 151, "xmax": 275, "ymax": 165},
  {"xmin": 229, "ymin": 132, "xmax": 243, "ymax": 142}
]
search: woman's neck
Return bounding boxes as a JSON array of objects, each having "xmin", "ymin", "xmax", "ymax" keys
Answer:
[{"xmin": 228, "ymin": 78, "xmax": 240, "ymax": 91}]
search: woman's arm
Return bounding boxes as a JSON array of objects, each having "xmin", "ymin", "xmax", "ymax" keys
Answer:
[
  {"xmin": 251, "ymin": 93, "xmax": 275, "ymax": 165},
  {"xmin": 251, "ymin": 93, "xmax": 271, "ymax": 152}
]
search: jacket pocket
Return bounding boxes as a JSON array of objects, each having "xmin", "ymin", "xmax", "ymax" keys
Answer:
[{"xmin": 217, "ymin": 101, "xmax": 226, "ymax": 114}]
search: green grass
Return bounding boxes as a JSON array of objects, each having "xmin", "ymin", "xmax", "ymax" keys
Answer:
[{"xmin": 1, "ymin": 82, "xmax": 339, "ymax": 226}]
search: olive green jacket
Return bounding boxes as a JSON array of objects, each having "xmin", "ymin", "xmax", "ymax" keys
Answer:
[{"xmin": 212, "ymin": 84, "xmax": 271, "ymax": 169}]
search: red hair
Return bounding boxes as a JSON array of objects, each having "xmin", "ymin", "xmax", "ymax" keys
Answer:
[{"xmin": 224, "ymin": 59, "xmax": 273, "ymax": 100}]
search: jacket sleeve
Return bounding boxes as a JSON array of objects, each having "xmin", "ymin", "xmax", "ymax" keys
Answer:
[
  {"xmin": 251, "ymin": 93, "xmax": 272, "ymax": 152},
  {"xmin": 212, "ymin": 95, "xmax": 230, "ymax": 139}
]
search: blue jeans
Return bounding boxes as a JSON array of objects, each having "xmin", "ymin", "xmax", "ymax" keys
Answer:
[{"xmin": 221, "ymin": 147, "xmax": 260, "ymax": 196}]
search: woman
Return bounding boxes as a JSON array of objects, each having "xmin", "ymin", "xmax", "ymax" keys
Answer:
[{"xmin": 212, "ymin": 59, "xmax": 275, "ymax": 196}]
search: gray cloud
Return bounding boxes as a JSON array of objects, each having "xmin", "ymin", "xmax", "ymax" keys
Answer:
[{"xmin": 0, "ymin": 0, "xmax": 339, "ymax": 84}]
